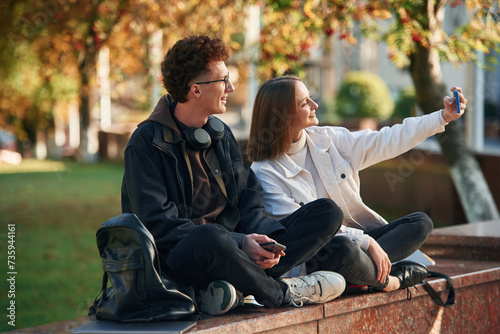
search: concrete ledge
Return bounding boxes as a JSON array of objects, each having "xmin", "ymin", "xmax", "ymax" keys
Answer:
[
  {"xmin": 9, "ymin": 221, "xmax": 500, "ymax": 334},
  {"xmin": 183, "ymin": 259, "xmax": 500, "ymax": 333},
  {"xmin": 421, "ymin": 220, "xmax": 500, "ymax": 261}
]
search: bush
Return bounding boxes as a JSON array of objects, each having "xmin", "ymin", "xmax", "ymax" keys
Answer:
[
  {"xmin": 317, "ymin": 97, "xmax": 341, "ymax": 125},
  {"xmin": 393, "ymin": 86, "xmax": 417, "ymax": 119},
  {"xmin": 334, "ymin": 71, "xmax": 394, "ymax": 120}
]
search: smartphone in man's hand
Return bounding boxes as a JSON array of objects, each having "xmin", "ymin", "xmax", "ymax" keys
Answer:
[{"xmin": 259, "ymin": 241, "xmax": 286, "ymax": 253}]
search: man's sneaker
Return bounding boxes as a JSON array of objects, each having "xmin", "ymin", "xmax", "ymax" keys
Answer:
[
  {"xmin": 280, "ymin": 271, "xmax": 345, "ymax": 307},
  {"xmin": 197, "ymin": 280, "xmax": 244, "ymax": 316}
]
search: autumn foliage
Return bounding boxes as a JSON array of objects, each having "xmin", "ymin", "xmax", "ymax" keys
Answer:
[
  {"xmin": 1, "ymin": 0, "xmax": 499, "ymax": 152},
  {"xmin": 258, "ymin": 0, "xmax": 499, "ymax": 78}
]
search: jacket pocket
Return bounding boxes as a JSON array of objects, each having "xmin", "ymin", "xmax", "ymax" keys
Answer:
[
  {"xmin": 102, "ymin": 247, "xmax": 147, "ymax": 301},
  {"xmin": 334, "ymin": 160, "xmax": 353, "ymax": 184},
  {"xmin": 288, "ymin": 173, "xmax": 317, "ymax": 206}
]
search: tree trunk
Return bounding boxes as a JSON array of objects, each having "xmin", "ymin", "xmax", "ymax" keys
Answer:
[
  {"xmin": 78, "ymin": 49, "xmax": 98, "ymax": 162},
  {"xmin": 409, "ymin": 44, "xmax": 499, "ymax": 223}
]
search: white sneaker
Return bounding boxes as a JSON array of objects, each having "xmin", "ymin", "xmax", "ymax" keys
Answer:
[
  {"xmin": 197, "ymin": 280, "xmax": 244, "ymax": 316},
  {"xmin": 280, "ymin": 271, "xmax": 346, "ymax": 307}
]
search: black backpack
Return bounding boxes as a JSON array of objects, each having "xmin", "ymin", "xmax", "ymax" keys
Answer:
[{"xmin": 89, "ymin": 213, "xmax": 198, "ymax": 322}]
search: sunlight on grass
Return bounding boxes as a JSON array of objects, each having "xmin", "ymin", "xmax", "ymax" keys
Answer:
[
  {"xmin": 0, "ymin": 159, "xmax": 67, "ymax": 174},
  {"xmin": 0, "ymin": 160, "xmax": 124, "ymax": 331}
]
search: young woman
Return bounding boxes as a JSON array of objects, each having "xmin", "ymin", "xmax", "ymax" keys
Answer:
[{"xmin": 248, "ymin": 75, "xmax": 467, "ymax": 292}]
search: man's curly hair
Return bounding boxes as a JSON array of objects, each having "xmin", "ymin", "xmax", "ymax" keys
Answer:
[{"xmin": 161, "ymin": 36, "xmax": 230, "ymax": 103}]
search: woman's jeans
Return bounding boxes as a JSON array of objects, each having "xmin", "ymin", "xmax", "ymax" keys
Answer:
[
  {"xmin": 304, "ymin": 212, "xmax": 433, "ymax": 289},
  {"xmin": 166, "ymin": 198, "xmax": 344, "ymax": 308}
]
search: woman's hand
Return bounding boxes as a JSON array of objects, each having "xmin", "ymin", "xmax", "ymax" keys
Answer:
[
  {"xmin": 367, "ymin": 237, "xmax": 392, "ymax": 284},
  {"xmin": 441, "ymin": 87, "xmax": 467, "ymax": 123},
  {"xmin": 242, "ymin": 234, "xmax": 286, "ymax": 270}
]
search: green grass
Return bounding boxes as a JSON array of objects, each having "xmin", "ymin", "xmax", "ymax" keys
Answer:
[{"xmin": 0, "ymin": 160, "xmax": 124, "ymax": 331}]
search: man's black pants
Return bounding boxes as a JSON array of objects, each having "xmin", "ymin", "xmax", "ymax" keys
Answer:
[{"xmin": 166, "ymin": 198, "xmax": 343, "ymax": 307}]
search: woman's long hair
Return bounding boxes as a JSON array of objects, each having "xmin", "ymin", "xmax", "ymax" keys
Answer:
[{"xmin": 247, "ymin": 76, "xmax": 302, "ymax": 162}]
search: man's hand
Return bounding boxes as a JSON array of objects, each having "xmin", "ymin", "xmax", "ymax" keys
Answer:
[
  {"xmin": 367, "ymin": 237, "xmax": 392, "ymax": 284},
  {"xmin": 242, "ymin": 234, "xmax": 285, "ymax": 269},
  {"xmin": 442, "ymin": 86, "xmax": 467, "ymax": 123}
]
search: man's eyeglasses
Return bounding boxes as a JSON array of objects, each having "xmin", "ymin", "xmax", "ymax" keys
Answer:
[{"xmin": 188, "ymin": 72, "xmax": 229, "ymax": 91}]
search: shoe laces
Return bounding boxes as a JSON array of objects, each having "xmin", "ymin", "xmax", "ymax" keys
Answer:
[
  {"xmin": 400, "ymin": 265, "xmax": 419, "ymax": 301},
  {"xmin": 288, "ymin": 277, "xmax": 320, "ymax": 307},
  {"xmin": 235, "ymin": 291, "xmax": 245, "ymax": 307}
]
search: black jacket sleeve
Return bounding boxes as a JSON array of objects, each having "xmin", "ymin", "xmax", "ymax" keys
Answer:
[
  {"xmin": 221, "ymin": 127, "xmax": 286, "ymax": 239},
  {"xmin": 121, "ymin": 123, "xmax": 197, "ymax": 254}
]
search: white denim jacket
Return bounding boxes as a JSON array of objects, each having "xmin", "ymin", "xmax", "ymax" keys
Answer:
[{"xmin": 251, "ymin": 110, "xmax": 447, "ymax": 250}]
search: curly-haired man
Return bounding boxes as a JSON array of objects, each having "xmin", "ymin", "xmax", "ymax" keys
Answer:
[{"xmin": 121, "ymin": 35, "xmax": 346, "ymax": 316}]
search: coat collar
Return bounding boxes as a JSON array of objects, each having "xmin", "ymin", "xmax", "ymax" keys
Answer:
[
  {"xmin": 273, "ymin": 128, "xmax": 332, "ymax": 178},
  {"xmin": 304, "ymin": 128, "xmax": 332, "ymax": 153}
]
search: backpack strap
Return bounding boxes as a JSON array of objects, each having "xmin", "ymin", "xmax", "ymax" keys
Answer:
[
  {"xmin": 88, "ymin": 272, "xmax": 108, "ymax": 316},
  {"xmin": 422, "ymin": 271, "xmax": 455, "ymax": 308}
]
